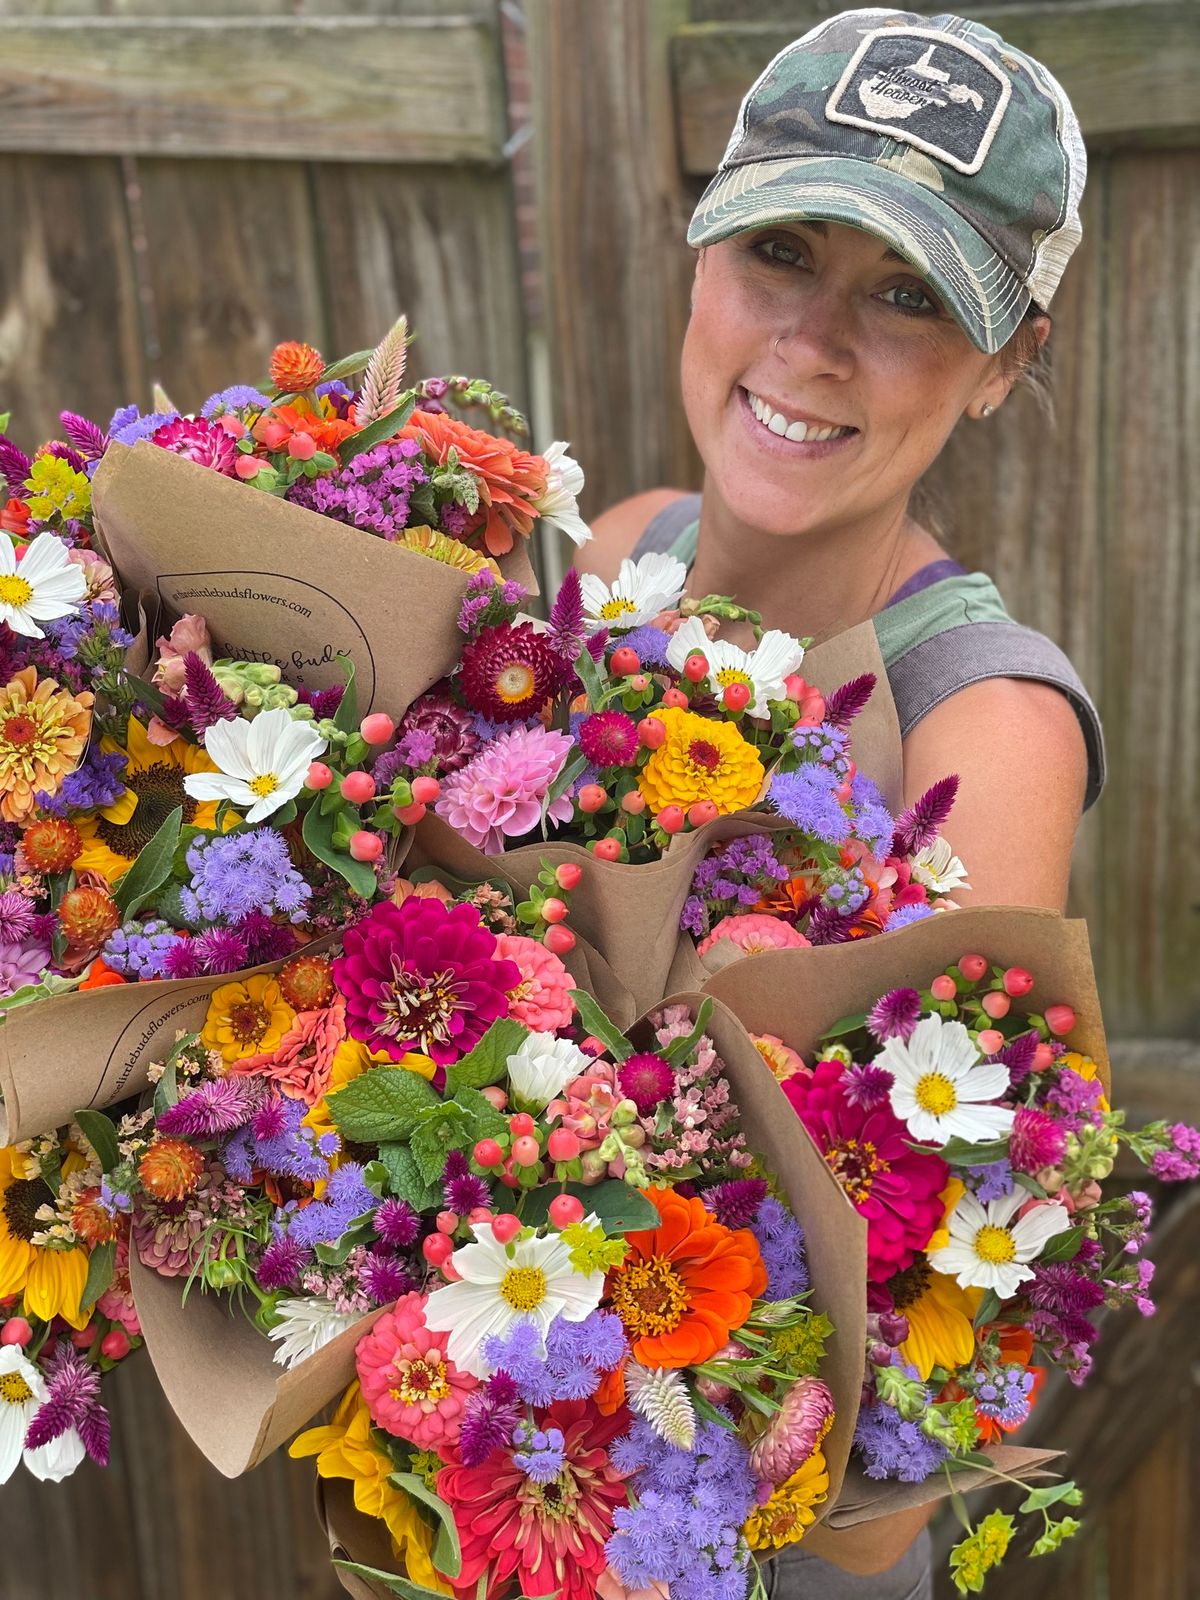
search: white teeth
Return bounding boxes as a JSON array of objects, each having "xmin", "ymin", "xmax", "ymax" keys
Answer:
[
  {"xmin": 768, "ymin": 412, "xmax": 788, "ymax": 436},
  {"xmin": 784, "ymin": 420, "xmax": 808, "ymax": 442},
  {"xmin": 747, "ymin": 391, "xmax": 851, "ymax": 443}
]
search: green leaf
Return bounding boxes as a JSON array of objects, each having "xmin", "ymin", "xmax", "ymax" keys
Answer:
[
  {"xmin": 378, "ymin": 1142, "xmax": 441, "ymax": 1211},
  {"xmin": 327, "ymin": 1068, "xmax": 441, "ymax": 1143},
  {"xmin": 340, "ymin": 393, "xmax": 418, "ymax": 464},
  {"xmin": 660, "ymin": 998, "xmax": 714, "ymax": 1069},
  {"xmin": 302, "ymin": 800, "xmax": 377, "ymax": 898},
  {"xmin": 153, "ymin": 1055, "xmax": 180, "ymax": 1120},
  {"xmin": 314, "ymin": 1214, "xmax": 378, "ymax": 1267},
  {"xmin": 819, "ymin": 1010, "xmax": 868, "ymax": 1041},
  {"xmin": 692, "ymin": 1392, "xmax": 739, "ymax": 1433},
  {"xmin": 572, "ymin": 642, "xmax": 606, "ymax": 709},
  {"xmin": 1011, "ymin": 1171, "xmax": 1049, "ymax": 1199},
  {"xmin": 445, "ymin": 1018, "xmax": 530, "ymax": 1093},
  {"xmin": 567, "ymin": 990, "xmax": 632, "ymax": 1063},
  {"xmin": 389, "ymin": 1473, "xmax": 462, "ymax": 1580},
  {"xmin": 1037, "ymin": 1226, "xmax": 1085, "ymax": 1264},
  {"xmin": 113, "ymin": 805, "xmax": 183, "ymax": 918},
  {"xmin": 73, "ymin": 1110, "xmax": 119, "ymax": 1174},
  {"xmin": 410, "ymin": 1106, "xmax": 471, "ymax": 1186},
  {"xmin": 123, "ymin": 673, "xmax": 167, "ymax": 720},
  {"xmin": 543, "ymin": 752, "xmax": 588, "ymax": 819},
  {"xmin": 520, "ymin": 1179, "xmax": 659, "ymax": 1235},
  {"xmin": 80, "ymin": 1240, "xmax": 116, "ymax": 1313},
  {"xmin": 909, "ymin": 1136, "xmax": 1012, "ymax": 1166},
  {"xmin": 451, "ymin": 1086, "xmax": 509, "ymax": 1141},
  {"xmin": 332, "ymin": 656, "xmax": 359, "ymax": 735},
  {"xmin": 1019, "ymin": 1482, "xmax": 1082, "ymax": 1515},
  {"xmin": 320, "ymin": 347, "xmax": 376, "ymax": 384},
  {"xmin": 332, "ymin": 1564, "xmax": 448, "ymax": 1600},
  {"xmin": 972, "ymin": 1290, "xmax": 1003, "ymax": 1329}
]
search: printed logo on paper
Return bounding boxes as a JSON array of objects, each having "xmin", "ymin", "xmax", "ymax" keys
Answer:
[
  {"xmin": 825, "ymin": 28, "xmax": 1011, "ymax": 175},
  {"xmin": 92, "ymin": 989, "xmax": 209, "ymax": 1109}
]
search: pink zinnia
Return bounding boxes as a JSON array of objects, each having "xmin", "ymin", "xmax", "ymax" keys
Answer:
[
  {"xmin": 435, "ymin": 724, "xmax": 574, "ymax": 855},
  {"xmin": 783, "ymin": 1060, "xmax": 948, "ymax": 1282},
  {"xmin": 356, "ymin": 1292, "xmax": 478, "ymax": 1450},
  {"xmin": 493, "ymin": 932, "xmax": 575, "ymax": 1031},
  {"xmin": 697, "ymin": 913, "xmax": 812, "ymax": 958},
  {"xmin": 1010, "ymin": 1106, "xmax": 1067, "ymax": 1176},
  {"xmin": 578, "ymin": 710, "xmax": 638, "ymax": 767},
  {"xmin": 231, "ymin": 993, "xmax": 348, "ymax": 1107},
  {"xmin": 332, "ymin": 898, "xmax": 519, "ymax": 1065},
  {"xmin": 151, "ymin": 416, "xmax": 239, "ymax": 476}
]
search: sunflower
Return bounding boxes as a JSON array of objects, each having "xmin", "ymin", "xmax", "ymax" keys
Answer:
[
  {"xmin": 72, "ymin": 717, "xmax": 223, "ymax": 885},
  {"xmin": 0, "ymin": 1147, "xmax": 89, "ymax": 1330},
  {"xmin": 607, "ymin": 1187, "xmax": 767, "ymax": 1368},
  {"xmin": 743, "ymin": 1448, "xmax": 830, "ymax": 1551},
  {"xmin": 201, "ymin": 975, "xmax": 296, "ymax": 1065},
  {"xmin": 0, "ymin": 668, "xmax": 93, "ymax": 824},
  {"xmin": 636, "ymin": 705, "xmax": 765, "ymax": 818}
]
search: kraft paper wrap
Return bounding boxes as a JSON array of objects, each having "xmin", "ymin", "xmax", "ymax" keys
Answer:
[
  {"xmin": 317, "ymin": 1478, "xmax": 404, "ymax": 1600},
  {"xmin": 91, "ymin": 441, "xmax": 537, "ymax": 718}
]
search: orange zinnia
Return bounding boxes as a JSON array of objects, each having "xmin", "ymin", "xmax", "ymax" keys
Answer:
[
  {"xmin": 399, "ymin": 409, "xmax": 547, "ymax": 557},
  {"xmin": 608, "ymin": 1188, "xmax": 768, "ymax": 1369}
]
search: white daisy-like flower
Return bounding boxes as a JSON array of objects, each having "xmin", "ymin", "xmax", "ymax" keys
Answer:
[
  {"xmin": 0, "ymin": 1345, "xmax": 48, "ymax": 1484},
  {"xmin": 580, "ymin": 552, "xmax": 687, "ymax": 631},
  {"xmin": 423, "ymin": 1220, "xmax": 605, "ymax": 1377},
  {"xmin": 910, "ymin": 837, "xmax": 970, "ymax": 895},
  {"xmin": 535, "ymin": 441, "xmax": 591, "ymax": 547},
  {"xmin": 880, "ymin": 1013, "xmax": 1014, "ymax": 1145},
  {"xmin": 184, "ymin": 705, "xmax": 327, "ymax": 824},
  {"xmin": 0, "ymin": 532, "xmax": 88, "ymax": 639},
  {"xmin": 506, "ymin": 1033, "xmax": 590, "ymax": 1109},
  {"xmin": 23, "ymin": 1426, "xmax": 87, "ymax": 1483},
  {"xmin": 267, "ymin": 1296, "xmax": 364, "ymax": 1369},
  {"xmin": 666, "ymin": 616, "xmax": 804, "ymax": 719},
  {"xmin": 928, "ymin": 1190, "xmax": 1072, "ymax": 1298}
]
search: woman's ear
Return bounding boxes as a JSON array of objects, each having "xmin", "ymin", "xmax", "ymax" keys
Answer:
[{"xmin": 970, "ymin": 311, "xmax": 1052, "ymax": 420}]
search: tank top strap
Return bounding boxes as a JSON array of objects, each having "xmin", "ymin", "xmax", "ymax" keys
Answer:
[{"xmin": 631, "ymin": 493, "xmax": 701, "ymax": 565}]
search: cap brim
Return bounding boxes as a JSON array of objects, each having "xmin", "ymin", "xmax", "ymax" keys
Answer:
[{"xmin": 688, "ymin": 156, "xmax": 1029, "ymax": 355}]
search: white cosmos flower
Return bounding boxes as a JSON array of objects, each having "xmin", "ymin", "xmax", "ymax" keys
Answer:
[
  {"xmin": 267, "ymin": 1296, "xmax": 364, "ymax": 1369},
  {"xmin": 910, "ymin": 837, "xmax": 970, "ymax": 895},
  {"xmin": 880, "ymin": 1013, "xmax": 1014, "ymax": 1146},
  {"xmin": 0, "ymin": 532, "xmax": 88, "ymax": 639},
  {"xmin": 928, "ymin": 1190, "xmax": 1072, "ymax": 1298},
  {"xmin": 666, "ymin": 616, "xmax": 804, "ymax": 719},
  {"xmin": 0, "ymin": 1345, "xmax": 48, "ymax": 1484},
  {"xmin": 23, "ymin": 1426, "xmax": 87, "ymax": 1483},
  {"xmin": 185, "ymin": 706, "xmax": 327, "ymax": 824},
  {"xmin": 423, "ymin": 1219, "xmax": 605, "ymax": 1377},
  {"xmin": 535, "ymin": 442, "xmax": 591, "ymax": 547},
  {"xmin": 506, "ymin": 1033, "xmax": 590, "ymax": 1109},
  {"xmin": 580, "ymin": 552, "xmax": 687, "ymax": 631}
]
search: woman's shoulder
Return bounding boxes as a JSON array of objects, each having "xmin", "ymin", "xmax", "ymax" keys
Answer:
[{"xmin": 578, "ymin": 488, "xmax": 694, "ymax": 584}]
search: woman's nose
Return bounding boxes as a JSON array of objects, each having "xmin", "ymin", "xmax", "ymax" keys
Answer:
[{"xmin": 772, "ymin": 292, "xmax": 856, "ymax": 382}]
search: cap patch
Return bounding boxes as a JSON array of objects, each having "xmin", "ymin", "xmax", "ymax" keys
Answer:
[{"xmin": 825, "ymin": 27, "xmax": 1011, "ymax": 176}]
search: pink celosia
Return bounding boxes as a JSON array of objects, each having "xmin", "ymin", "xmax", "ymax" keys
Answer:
[
  {"xmin": 231, "ymin": 994, "xmax": 348, "ymax": 1107},
  {"xmin": 434, "ymin": 724, "xmax": 574, "ymax": 854},
  {"xmin": 697, "ymin": 914, "xmax": 812, "ymax": 958},
  {"xmin": 356, "ymin": 1292, "xmax": 478, "ymax": 1449},
  {"xmin": 492, "ymin": 932, "xmax": 574, "ymax": 1031}
]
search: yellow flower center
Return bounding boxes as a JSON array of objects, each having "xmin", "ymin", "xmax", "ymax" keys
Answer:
[
  {"xmin": 825, "ymin": 1137, "xmax": 888, "ymax": 1205},
  {"xmin": 392, "ymin": 1356, "xmax": 450, "ymax": 1406},
  {"xmin": 974, "ymin": 1224, "xmax": 1017, "ymax": 1265},
  {"xmin": 499, "ymin": 1264, "xmax": 548, "ymax": 1312},
  {"xmin": 249, "ymin": 772, "xmax": 279, "ymax": 799},
  {"xmin": 915, "ymin": 1072, "xmax": 958, "ymax": 1116},
  {"xmin": 715, "ymin": 667, "xmax": 752, "ymax": 690},
  {"xmin": 599, "ymin": 597, "xmax": 638, "ymax": 621},
  {"xmin": 0, "ymin": 1372, "xmax": 34, "ymax": 1405},
  {"xmin": 0, "ymin": 575, "xmax": 34, "ymax": 608},
  {"xmin": 611, "ymin": 1254, "xmax": 689, "ymax": 1339},
  {"xmin": 495, "ymin": 663, "xmax": 535, "ymax": 703}
]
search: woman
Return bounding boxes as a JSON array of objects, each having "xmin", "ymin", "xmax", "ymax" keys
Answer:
[{"xmin": 579, "ymin": 10, "xmax": 1103, "ymax": 1597}]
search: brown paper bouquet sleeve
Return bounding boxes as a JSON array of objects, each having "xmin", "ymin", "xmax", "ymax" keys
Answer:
[
  {"xmin": 317, "ymin": 1477, "xmax": 406, "ymax": 1600},
  {"xmin": 91, "ymin": 441, "xmax": 536, "ymax": 718}
]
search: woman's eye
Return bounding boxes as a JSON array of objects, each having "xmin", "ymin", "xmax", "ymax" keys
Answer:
[
  {"xmin": 754, "ymin": 238, "xmax": 805, "ymax": 267},
  {"xmin": 882, "ymin": 281, "xmax": 941, "ymax": 316}
]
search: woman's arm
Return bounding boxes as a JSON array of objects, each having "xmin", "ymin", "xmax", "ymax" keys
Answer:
[{"xmin": 901, "ymin": 676, "xmax": 1089, "ymax": 910}]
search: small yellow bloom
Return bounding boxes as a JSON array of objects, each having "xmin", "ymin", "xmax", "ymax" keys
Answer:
[
  {"xmin": 743, "ymin": 1448, "xmax": 830, "ymax": 1551},
  {"xmin": 395, "ymin": 525, "xmax": 502, "ymax": 579},
  {"xmin": 1059, "ymin": 1051, "xmax": 1110, "ymax": 1112},
  {"xmin": 949, "ymin": 1510, "xmax": 1015, "ymax": 1594},
  {"xmin": 24, "ymin": 456, "xmax": 91, "ymax": 522},
  {"xmin": 202, "ymin": 975, "xmax": 295, "ymax": 1064},
  {"xmin": 637, "ymin": 706, "xmax": 765, "ymax": 817}
]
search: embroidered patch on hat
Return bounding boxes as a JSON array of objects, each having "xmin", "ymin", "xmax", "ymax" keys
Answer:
[{"xmin": 825, "ymin": 27, "xmax": 1011, "ymax": 175}]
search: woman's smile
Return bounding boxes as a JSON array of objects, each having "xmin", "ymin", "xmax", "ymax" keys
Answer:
[{"xmin": 736, "ymin": 385, "xmax": 861, "ymax": 459}]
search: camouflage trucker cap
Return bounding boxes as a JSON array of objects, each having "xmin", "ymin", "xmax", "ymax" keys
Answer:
[{"xmin": 687, "ymin": 9, "xmax": 1086, "ymax": 354}]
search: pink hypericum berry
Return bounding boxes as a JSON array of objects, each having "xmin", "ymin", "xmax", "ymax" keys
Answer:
[
  {"xmin": 491, "ymin": 1213, "xmax": 522, "ymax": 1244},
  {"xmin": 578, "ymin": 784, "xmax": 607, "ymax": 814},
  {"xmin": 467, "ymin": 1206, "xmax": 493, "ymax": 1225},
  {"xmin": 481, "ymin": 1085, "xmax": 508, "ymax": 1110},
  {"xmin": 1003, "ymin": 966, "xmax": 1035, "ymax": 997},
  {"xmin": 683, "ymin": 653, "xmax": 709, "ymax": 684},
  {"xmin": 621, "ymin": 790, "xmax": 647, "ymax": 814},
  {"xmin": 610, "ymin": 646, "xmax": 641, "ymax": 676},
  {"xmin": 1032, "ymin": 1042, "xmax": 1055, "ymax": 1072},
  {"xmin": 638, "ymin": 716, "xmax": 667, "ymax": 749},
  {"xmin": 722, "ymin": 682, "xmax": 751, "ymax": 713},
  {"xmin": 341, "ymin": 770, "xmax": 377, "ymax": 804},
  {"xmin": 555, "ymin": 862, "xmax": 583, "ymax": 891},
  {"xmin": 541, "ymin": 897, "xmax": 568, "ymax": 924},
  {"xmin": 349, "ymin": 830, "xmax": 384, "ymax": 862},
  {"xmin": 217, "ymin": 414, "xmax": 247, "ymax": 439},
  {"xmin": 411, "ymin": 776, "xmax": 441, "ymax": 804},
  {"xmin": 662, "ymin": 687, "xmax": 689, "ymax": 710},
  {"xmin": 959, "ymin": 953, "xmax": 988, "ymax": 982},
  {"xmin": 287, "ymin": 432, "xmax": 317, "ymax": 460},
  {"xmin": 422, "ymin": 1233, "xmax": 453, "ymax": 1266},
  {"xmin": 306, "ymin": 761, "xmax": 334, "ymax": 790},
  {"xmin": 1045, "ymin": 1004, "xmax": 1076, "ymax": 1036},
  {"xmin": 592, "ymin": 838, "xmax": 623, "ymax": 861},
  {"xmin": 436, "ymin": 1211, "xmax": 459, "ymax": 1234},
  {"xmin": 1, "ymin": 1317, "xmax": 32, "ymax": 1348},
  {"xmin": 977, "ymin": 1029, "xmax": 1005, "ymax": 1056},
  {"xmin": 549, "ymin": 1194, "xmax": 585, "ymax": 1229},
  {"xmin": 581, "ymin": 1036, "xmax": 606, "ymax": 1057},
  {"xmin": 360, "ymin": 712, "xmax": 396, "ymax": 745},
  {"xmin": 931, "ymin": 975, "xmax": 957, "ymax": 1001},
  {"xmin": 499, "ymin": 1159, "xmax": 519, "ymax": 1189},
  {"xmin": 981, "ymin": 991, "xmax": 1011, "ymax": 1019},
  {"xmin": 509, "ymin": 1113, "xmax": 536, "ymax": 1138},
  {"xmin": 473, "ymin": 1138, "xmax": 503, "ymax": 1168},
  {"xmin": 629, "ymin": 673, "xmax": 651, "ymax": 693},
  {"xmin": 235, "ymin": 455, "xmax": 264, "ymax": 479},
  {"xmin": 70, "ymin": 1325, "xmax": 98, "ymax": 1349},
  {"xmin": 511, "ymin": 1135, "xmax": 541, "ymax": 1167},
  {"xmin": 393, "ymin": 801, "xmax": 427, "ymax": 825},
  {"xmin": 657, "ymin": 805, "xmax": 686, "ymax": 835},
  {"xmin": 548, "ymin": 1128, "xmax": 581, "ymax": 1162},
  {"xmin": 544, "ymin": 924, "xmax": 576, "ymax": 956},
  {"xmin": 260, "ymin": 421, "xmax": 291, "ymax": 451},
  {"xmin": 783, "ymin": 674, "xmax": 807, "ymax": 701},
  {"xmin": 100, "ymin": 1328, "xmax": 131, "ymax": 1361},
  {"xmin": 688, "ymin": 800, "xmax": 719, "ymax": 828}
]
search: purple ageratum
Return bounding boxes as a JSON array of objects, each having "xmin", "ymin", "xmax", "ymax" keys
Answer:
[
  {"xmin": 282, "ymin": 1162, "xmax": 377, "ymax": 1251},
  {"xmin": 181, "ymin": 828, "xmax": 311, "ymax": 926},
  {"xmin": 974, "ymin": 1365, "xmax": 1035, "ymax": 1428},
  {"xmin": 849, "ymin": 773, "xmax": 894, "ymax": 852},
  {"xmin": 853, "ymin": 1396, "xmax": 948, "ymax": 1483},
  {"xmin": 750, "ymin": 1194, "xmax": 810, "ymax": 1300},
  {"xmin": 222, "ymin": 1092, "xmax": 328, "ymax": 1185},
  {"xmin": 767, "ymin": 763, "xmax": 849, "ymax": 843},
  {"xmin": 511, "ymin": 1421, "xmax": 567, "ymax": 1484},
  {"xmin": 968, "ymin": 1161, "xmax": 1014, "ymax": 1203},
  {"xmin": 482, "ymin": 1311, "xmax": 627, "ymax": 1407},
  {"xmin": 102, "ymin": 918, "xmax": 181, "ymax": 981},
  {"xmin": 200, "ymin": 385, "xmax": 272, "ymax": 418},
  {"xmin": 285, "ymin": 436, "xmax": 428, "ymax": 541},
  {"xmin": 791, "ymin": 721, "xmax": 850, "ymax": 765},
  {"xmin": 883, "ymin": 903, "xmax": 935, "ymax": 931}
]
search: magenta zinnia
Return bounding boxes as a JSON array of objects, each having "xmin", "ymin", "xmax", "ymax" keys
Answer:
[
  {"xmin": 434, "ymin": 724, "xmax": 574, "ymax": 855},
  {"xmin": 460, "ymin": 622, "xmax": 566, "ymax": 723},
  {"xmin": 332, "ymin": 897, "xmax": 520, "ymax": 1065},
  {"xmin": 151, "ymin": 416, "xmax": 239, "ymax": 476},
  {"xmin": 783, "ymin": 1060, "xmax": 948, "ymax": 1282}
]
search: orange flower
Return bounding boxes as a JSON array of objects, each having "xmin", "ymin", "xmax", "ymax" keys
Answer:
[
  {"xmin": 399, "ymin": 410, "xmax": 547, "ymax": 557},
  {"xmin": 608, "ymin": 1188, "xmax": 768, "ymax": 1368},
  {"xmin": 270, "ymin": 340, "xmax": 325, "ymax": 392},
  {"xmin": 253, "ymin": 402, "xmax": 358, "ymax": 458},
  {"xmin": 231, "ymin": 994, "xmax": 348, "ymax": 1108},
  {"xmin": 1, "ymin": 498, "xmax": 31, "ymax": 537},
  {"xmin": 79, "ymin": 956, "xmax": 126, "ymax": 990}
]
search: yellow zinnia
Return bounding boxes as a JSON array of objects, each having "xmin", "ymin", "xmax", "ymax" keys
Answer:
[
  {"xmin": 743, "ymin": 1448, "xmax": 830, "ymax": 1551},
  {"xmin": 0, "ymin": 1147, "xmax": 89, "ymax": 1329},
  {"xmin": 202, "ymin": 975, "xmax": 295, "ymax": 1064},
  {"xmin": 291, "ymin": 1381, "xmax": 451, "ymax": 1594},
  {"xmin": 73, "ymin": 716, "xmax": 224, "ymax": 885},
  {"xmin": 395, "ymin": 525, "xmax": 502, "ymax": 580},
  {"xmin": 0, "ymin": 667, "xmax": 93, "ymax": 824},
  {"xmin": 637, "ymin": 706, "xmax": 765, "ymax": 817}
]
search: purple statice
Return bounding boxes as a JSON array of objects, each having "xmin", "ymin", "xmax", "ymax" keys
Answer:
[
  {"xmin": 680, "ymin": 895, "xmax": 707, "ymax": 939},
  {"xmin": 1045, "ymin": 1068, "xmax": 1106, "ymax": 1132},
  {"xmin": 791, "ymin": 721, "xmax": 850, "ymax": 765},
  {"xmin": 968, "ymin": 1161, "xmax": 1014, "ymax": 1203},
  {"xmin": 974, "ymin": 1364, "xmax": 1035, "ymax": 1428},
  {"xmin": 282, "ymin": 1162, "xmax": 376, "ymax": 1250},
  {"xmin": 848, "ymin": 774, "xmax": 894, "ymax": 852},
  {"xmin": 285, "ymin": 437, "xmax": 428, "ymax": 540},
  {"xmin": 256, "ymin": 1232, "xmax": 312, "ymax": 1292},
  {"xmin": 512, "ymin": 1421, "xmax": 566, "ymax": 1484},
  {"xmin": 884, "ymin": 903, "xmax": 935, "ymax": 931},
  {"xmin": 222, "ymin": 1093, "xmax": 329, "ymax": 1186},
  {"xmin": 767, "ymin": 763, "xmax": 848, "ymax": 843},
  {"xmin": 854, "ymin": 1398, "xmax": 948, "ymax": 1483},
  {"xmin": 157, "ymin": 1075, "xmax": 264, "ymax": 1138},
  {"xmin": 182, "ymin": 828, "xmax": 311, "ymax": 926},
  {"xmin": 751, "ymin": 1194, "xmax": 809, "ymax": 1300},
  {"xmin": 53, "ymin": 746, "xmax": 128, "ymax": 813},
  {"xmin": 866, "ymin": 987, "xmax": 922, "ymax": 1045},
  {"xmin": 439, "ymin": 500, "xmax": 471, "ymax": 538},
  {"xmin": 358, "ymin": 1250, "xmax": 417, "ymax": 1307},
  {"xmin": 233, "ymin": 912, "xmax": 296, "ymax": 966},
  {"xmin": 102, "ymin": 917, "xmax": 181, "ymax": 980},
  {"xmin": 109, "ymin": 408, "xmax": 180, "ymax": 449},
  {"xmin": 0, "ymin": 889, "xmax": 36, "ymax": 945},
  {"xmin": 191, "ymin": 925, "xmax": 250, "ymax": 975},
  {"xmin": 702, "ymin": 1177, "xmax": 768, "ymax": 1232},
  {"xmin": 374, "ymin": 1197, "xmax": 420, "ymax": 1249},
  {"xmin": 457, "ymin": 588, "xmax": 493, "ymax": 636},
  {"xmin": 442, "ymin": 1149, "xmax": 490, "ymax": 1215},
  {"xmin": 200, "ymin": 385, "xmax": 271, "ymax": 418},
  {"xmin": 458, "ymin": 1371, "xmax": 522, "ymax": 1467},
  {"xmin": 24, "ymin": 1340, "xmax": 109, "ymax": 1467},
  {"xmin": 683, "ymin": 834, "xmax": 791, "ymax": 937},
  {"xmin": 1151, "ymin": 1122, "xmax": 1200, "ymax": 1182}
]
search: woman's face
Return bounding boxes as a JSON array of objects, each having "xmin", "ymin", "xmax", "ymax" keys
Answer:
[{"xmin": 681, "ymin": 219, "xmax": 1015, "ymax": 538}]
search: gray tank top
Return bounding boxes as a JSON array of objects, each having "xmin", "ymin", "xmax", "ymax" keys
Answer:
[{"xmin": 633, "ymin": 494, "xmax": 1105, "ymax": 810}]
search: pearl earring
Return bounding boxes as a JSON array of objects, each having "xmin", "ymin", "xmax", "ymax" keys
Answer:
[{"xmin": 980, "ymin": 403, "xmax": 995, "ymax": 418}]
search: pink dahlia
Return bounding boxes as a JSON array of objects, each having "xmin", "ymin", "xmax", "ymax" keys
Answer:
[
  {"xmin": 435, "ymin": 725, "xmax": 574, "ymax": 855},
  {"xmin": 439, "ymin": 1398, "xmax": 630, "ymax": 1600},
  {"xmin": 697, "ymin": 913, "xmax": 812, "ymax": 958},
  {"xmin": 1010, "ymin": 1106, "xmax": 1067, "ymax": 1176},
  {"xmin": 332, "ymin": 897, "xmax": 519, "ymax": 1065},
  {"xmin": 783, "ymin": 1060, "xmax": 948, "ymax": 1282},
  {"xmin": 492, "ymin": 932, "xmax": 574, "ymax": 1031},
  {"xmin": 151, "ymin": 416, "xmax": 239, "ymax": 476},
  {"xmin": 398, "ymin": 691, "xmax": 479, "ymax": 774},
  {"xmin": 460, "ymin": 622, "xmax": 567, "ymax": 724},
  {"xmin": 578, "ymin": 710, "xmax": 638, "ymax": 767},
  {"xmin": 356, "ymin": 1292, "xmax": 478, "ymax": 1450}
]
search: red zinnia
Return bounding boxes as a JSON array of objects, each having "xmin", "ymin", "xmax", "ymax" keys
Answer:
[{"xmin": 460, "ymin": 622, "xmax": 565, "ymax": 724}]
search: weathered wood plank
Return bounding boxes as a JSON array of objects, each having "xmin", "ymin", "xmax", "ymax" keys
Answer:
[
  {"xmin": 0, "ymin": 16, "xmax": 506, "ymax": 163},
  {"xmin": 674, "ymin": 4, "xmax": 1200, "ymax": 174}
]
